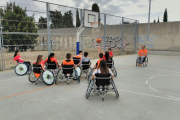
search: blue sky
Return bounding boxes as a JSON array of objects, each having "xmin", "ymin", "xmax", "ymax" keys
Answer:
[{"xmin": 0, "ymin": 0, "xmax": 180, "ymax": 23}]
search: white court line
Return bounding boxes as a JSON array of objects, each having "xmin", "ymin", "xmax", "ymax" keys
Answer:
[
  {"xmin": 159, "ymin": 75, "xmax": 169, "ymax": 76},
  {"xmin": 79, "ymin": 82, "xmax": 180, "ymax": 102},
  {"xmin": 149, "ymin": 86, "xmax": 158, "ymax": 92},
  {"xmin": 167, "ymin": 95, "xmax": 180, "ymax": 100},
  {"xmin": 146, "ymin": 80, "xmax": 148, "ymax": 85},
  {"xmin": 149, "ymin": 77, "xmax": 154, "ymax": 79},
  {"xmin": 0, "ymin": 76, "xmax": 27, "ymax": 82}
]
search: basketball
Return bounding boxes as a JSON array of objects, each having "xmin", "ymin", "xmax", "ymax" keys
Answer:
[{"xmin": 96, "ymin": 38, "xmax": 101, "ymax": 43}]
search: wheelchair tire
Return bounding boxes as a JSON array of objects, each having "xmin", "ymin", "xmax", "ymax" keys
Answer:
[
  {"xmin": 28, "ymin": 71, "xmax": 39, "ymax": 83},
  {"xmin": 136, "ymin": 59, "xmax": 138, "ymax": 67},
  {"xmin": 112, "ymin": 65, "xmax": 117, "ymax": 77},
  {"xmin": 14, "ymin": 63, "xmax": 28, "ymax": 76},
  {"xmin": 86, "ymin": 79, "xmax": 94, "ymax": 99},
  {"xmin": 56, "ymin": 69, "xmax": 63, "ymax": 84},
  {"xmin": 146, "ymin": 58, "xmax": 148, "ymax": 66},
  {"xmin": 42, "ymin": 70, "xmax": 55, "ymax": 86},
  {"xmin": 73, "ymin": 66, "xmax": 82, "ymax": 81},
  {"xmin": 73, "ymin": 68, "xmax": 80, "ymax": 83},
  {"xmin": 87, "ymin": 68, "xmax": 94, "ymax": 82},
  {"xmin": 111, "ymin": 80, "xmax": 119, "ymax": 98}
]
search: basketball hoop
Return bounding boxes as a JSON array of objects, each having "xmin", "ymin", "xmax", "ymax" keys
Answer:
[{"xmin": 91, "ymin": 22, "xmax": 101, "ymax": 32}]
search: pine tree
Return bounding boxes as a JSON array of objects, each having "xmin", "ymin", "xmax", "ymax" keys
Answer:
[
  {"xmin": 163, "ymin": 8, "xmax": 168, "ymax": 22},
  {"xmin": 38, "ymin": 16, "xmax": 47, "ymax": 29},
  {"xmin": 1, "ymin": 2, "xmax": 38, "ymax": 51},
  {"xmin": 157, "ymin": 17, "xmax": 160, "ymax": 22},
  {"xmin": 92, "ymin": 3, "xmax": 100, "ymax": 22},
  {"xmin": 76, "ymin": 9, "xmax": 80, "ymax": 27},
  {"xmin": 154, "ymin": 20, "xmax": 156, "ymax": 23}
]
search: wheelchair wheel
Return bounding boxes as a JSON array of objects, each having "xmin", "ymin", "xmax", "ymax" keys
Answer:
[
  {"xmin": 86, "ymin": 79, "xmax": 94, "ymax": 99},
  {"xmin": 87, "ymin": 68, "xmax": 94, "ymax": 82},
  {"xmin": 146, "ymin": 58, "xmax": 148, "ymax": 66},
  {"xmin": 14, "ymin": 63, "xmax": 28, "ymax": 76},
  {"xmin": 136, "ymin": 59, "xmax": 138, "ymax": 67},
  {"xmin": 56, "ymin": 69, "xmax": 63, "ymax": 84},
  {"xmin": 112, "ymin": 65, "xmax": 117, "ymax": 77},
  {"xmin": 28, "ymin": 71, "xmax": 39, "ymax": 83},
  {"xmin": 42, "ymin": 70, "xmax": 55, "ymax": 86},
  {"xmin": 73, "ymin": 67, "xmax": 82, "ymax": 81},
  {"xmin": 111, "ymin": 80, "xmax": 119, "ymax": 98}
]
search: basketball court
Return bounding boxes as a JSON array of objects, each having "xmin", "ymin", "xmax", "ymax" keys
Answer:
[{"xmin": 0, "ymin": 54, "xmax": 180, "ymax": 120}]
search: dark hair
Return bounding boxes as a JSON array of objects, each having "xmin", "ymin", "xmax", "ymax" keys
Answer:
[
  {"xmin": 99, "ymin": 60, "xmax": 109, "ymax": 74},
  {"xmin": 48, "ymin": 53, "xmax": 55, "ymax": 62},
  {"xmin": 14, "ymin": 49, "xmax": 20, "ymax": 57},
  {"xmin": 84, "ymin": 52, "xmax": 88, "ymax": 57},
  {"xmin": 99, "ymin": 53, "xmax": 103, "ymax": 58},
  {"xmin": 108, "ymin": 48, "xmax": 111, "ymax": 50},
  {"xmin": 66, "ymin": 53, "xmax": 72, "ymax": 59},
  {"xmin": 105, "ymin": 51, "xmax": 109, "ymax": 61},
  {"xmin": 36, "ymin": 55, "xmax": 43, "ymax": 65},
  {"xmin": 79, "ymin": 51, "xmax": 82, "ymax": 54}
]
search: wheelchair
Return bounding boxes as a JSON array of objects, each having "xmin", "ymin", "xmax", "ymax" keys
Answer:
[
  {"xmin": 73, "ymin": 57, "xmax": 82, "ymax": 79},
  {"xmin": 86, "ymin": 73, "xmax": 119, "ymax": 101},
  {"xmin": 81, "ymin": 61, "xmax": 92, "ymax": 79},
  {"xmin": 136, "ymin": 55, "xmax": 148, "ymax": 67},
  {"xmin": 45, "ymin": 61, "xmax": 59, "ymax": 77},
  {"xmin": 28, "ymin": 64, "xmax": 55, "ymax": 85},
  {"xmin": 55, "ymin": 65, "xmax": 80, "ymax": 85},
  {"xmin": 14, "ymin": 61, "xmax": 32, "ymax": 76}
]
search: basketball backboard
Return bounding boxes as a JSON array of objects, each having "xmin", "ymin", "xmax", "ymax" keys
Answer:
[{"xmin": 84, "ymin": 10, "xmax": 99, "ymax": 28}]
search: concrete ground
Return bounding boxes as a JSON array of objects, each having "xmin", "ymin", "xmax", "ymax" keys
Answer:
[{"xmin": 0, "ymin": 54, "xmax": 180, "ymax": 120}]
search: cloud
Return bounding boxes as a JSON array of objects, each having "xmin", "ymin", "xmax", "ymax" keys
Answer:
[{"xmin": 138, "ymin": 4, "xmax": 146, "ymax": 8}]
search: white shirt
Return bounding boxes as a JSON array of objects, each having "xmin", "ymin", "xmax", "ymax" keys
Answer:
[{"xmin": 93, "ymin": 68, "xmax": 114, "ymax": 76}]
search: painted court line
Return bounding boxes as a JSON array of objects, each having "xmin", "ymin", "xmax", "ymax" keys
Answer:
[
  {"xmin": 149, "ymin": 86, "xmax": 158, "ymax": 92},
  {"xmin": 167, "ymin": 95, "xmax": 180, "ymax": 100}
]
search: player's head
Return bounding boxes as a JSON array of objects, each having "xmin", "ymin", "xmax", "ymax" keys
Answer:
[
  {"xmin": 84, "ymin": 52, "xmax": 89, "ymax": 57},
  {"xmin": 48, "ymin": 53, "xmax": 55, "ymax": 62},
  {"xmin": 108, "ymin": 48, "xmax": 111, "ymax": 52},
  {"xmin": 66, "ymin": 53, "xmax": 72, "ymax": 59},
  {"xmin": 142, "ymin": 45, "xmax": 145, "ymax": 50},
  {"xmin": 99, "ymin": 60, "xmax": 108, "ymax": 73},
  {"xmin": 36, "ymin": 55, "xmax": 43, "ymax": 64},
  {"xmin": 105, "ymin": 51, "xmax": 109, "ymax": 61},
  {"xmin": 99, "ymin": 53, "xmax": 103, "ymax": 59},
  {"xmin": 79, "ymin": 51, "xmax": 83, "ymax": 55},
  {"xmin": 14, "ymin": 49, "xmax": 20, "ymax": 57}
]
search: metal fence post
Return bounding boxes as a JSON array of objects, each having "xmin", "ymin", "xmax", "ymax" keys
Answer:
[
  {"xmin": 134, "ymin": 20, "xmax": 138, "ymax": 54},
  {"xmin": 80, "ymin": 9, "xmax": 83, "ymax": 56},
  {"xmin": 104, "ymin": 14, "xmax": 106, "ymax": 52},
  {"xmin": 147, "ymin": 0, "xmax": 151, "ymax": 51},
  {"xmin": 46, "ymin": 2, "xmax": 51, "ymax": 55},
  {"xmin": 121, "ymin": 17, "xmax": 124, "ymax": 55}
]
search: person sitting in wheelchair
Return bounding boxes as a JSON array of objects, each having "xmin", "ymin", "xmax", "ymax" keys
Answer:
[
  {"xmin": 97, "ymin": 46, "xmax": 111, "ymax": 61},
  {"xmin": 93, "ymin": 53, "xmax": 104, "ymax": 69},
  {"xmin": 74, "ymin": 51, "xmax": 83, "ymax": 63},
  {"xmin": 77, "ymin": 52, "xmax": 91, "ymax": 66},
  {"xmin": 91, "ymin": 60, "xmax": 114, "ymax": 90},
  {"xmin": 44, "ymin": 53, "xmax": 60, "ymax": 67},
  {"xmin": 58, "ymin": 53, "xmax": 76, "ymax": 76},
  {"xmin": 33, "ymin": 55, "xmax": 46, "ymax": 78},
  {"xmin": 108, "ymin": 48, "xmax": 113, "ymax": 58},
  {"xmin": 137, "ymin": 45, "xmax": 148, "ymax": 65}
]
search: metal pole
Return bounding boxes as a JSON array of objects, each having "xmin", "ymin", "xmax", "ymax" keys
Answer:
[
  {"xmin": 2, "ymin": 35, "xmax": 4, "ymax": 70},
  {"xmin": 134, "ymin": 20, "xmax": 137, "ymax": 54},
  {"xmin": 121, "ymin": 17, "xmax": 124, "ymax": 55},
  {"xmin": 46, "ymin": 2, "xmax": 51, "ymax": 54},
  {"xmin": 147, "ymin": 0, "xmax": 151, "ymax": 50},
  {"xmin": 0, "ymin": 13, "xmax": 2, "ymax": 70},
  {"xmin": 80, "ymin": 9, "xmax": 83, "ymax": 56},
  {"xmin": 104, "ymin": 14, "xmax": 106, "ymax": 52}
]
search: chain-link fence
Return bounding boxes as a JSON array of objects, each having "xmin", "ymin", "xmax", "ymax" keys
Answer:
[{"xmin": 0, "ymin": 0, "xmax": 139, "ymax": 70}]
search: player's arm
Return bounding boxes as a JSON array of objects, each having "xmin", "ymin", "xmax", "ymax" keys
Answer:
[{"xmin": 13, "ymin": 60, "xmax": 19, "ymax": 65}]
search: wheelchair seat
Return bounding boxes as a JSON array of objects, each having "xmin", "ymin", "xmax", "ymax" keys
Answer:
[
  {"xmin": 95, "ymin": 73, "xmax": 111, "ymax": 87},
  {"xmin": 82, "ymin": 61, "xmax": 90, "ymax": 70},
  {"xmin": 73, "ymin": 57, "xmax": 80, "ymax": 65},
  {"xmin": 47, "ymin": 61, "xmax": 57, "ymax": 69},
  {"xmin": 106, "ymin": 59, "xmax": 113, "ymax": 69},
  {"xmin": 62, "ymin": 65, "xmax": 74, "ymax": 75},
  {"xmin": 32, "ymin": 64, "xmax": 42, "ymax": 73}
]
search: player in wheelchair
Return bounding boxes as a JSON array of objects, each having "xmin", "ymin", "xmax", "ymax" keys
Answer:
[
  {"xmin": 56, "ymin": 53, "xmax": 80, "ymax": 84},
  {"xmin": 13, "ymin": 49, "xmax": 32, "ymax": 76},
  {"xmin": 28, "ymin": 55, "xmax": 55, "ymax": 86},
  {"xmin": 86, "ymin": 60, "xmax": 119, "ymax": 101},
  {"xmin": 136, "ymin": 45, "xmax": 148, "ymax": 67},
  {"xmin": 73, "ymin": 51, "xmax": 83, "ymax": 79},
  {"xmin": 44, "ymin": 53, "xmax": 60, "ymax": 77}
]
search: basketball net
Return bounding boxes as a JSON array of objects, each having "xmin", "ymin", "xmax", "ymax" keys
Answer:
[{"xmin": 91, "ymin": 22, "xmax": 101, "ymax": 32}]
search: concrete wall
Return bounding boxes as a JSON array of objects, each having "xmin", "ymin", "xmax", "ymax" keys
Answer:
[{"xmin": 36, "ymin": 21, "xmax": 180, "ymax": 55}]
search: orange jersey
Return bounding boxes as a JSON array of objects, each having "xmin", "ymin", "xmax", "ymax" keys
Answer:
[
  {"xmin": 75, "ymin": 55, "xmax": 82, "ymax": 61},
  {"xmin": 44, "ymin": 57, "xmax": 58, "ymax": 63},
  {"xmin": 138, "ymin": 49, "xmax": 148, "ymax": 57},
  {"xmin": 62, "ymin": 60, "xmax": 74, "ymax": 66},
  {"xmin": 96, "ymin": 58, "xmax": 103, "ymax": 68}
]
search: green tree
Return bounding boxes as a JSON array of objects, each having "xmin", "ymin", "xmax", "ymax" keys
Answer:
[
  {"xmin": 38, "ymin": 16, "xmax": 47, "ymax": 29},
  {"xmin": 157, "ymin": 17, "xmax": 160, "ymax": 22},
  {"xmin": 163, "ymin": 8, "xmax": 168, "ymax": 22},
  {"xmin": 92, "ymin": 3, "xmax": 100, "ymax": 22},
  {"xmin": 76, "ymin": 9, "xmax": 80, "ymax": 27},
  {"xmin": 50, "ymin": 10, "xmax": 64, "ymax": 28},
  {"xmin": 63, "ymin": 10, "xmax": 74, "ymax": 28},
  {"xmin": 1, "ymin": 2, "xmax": 38, "ymax": 51}
]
